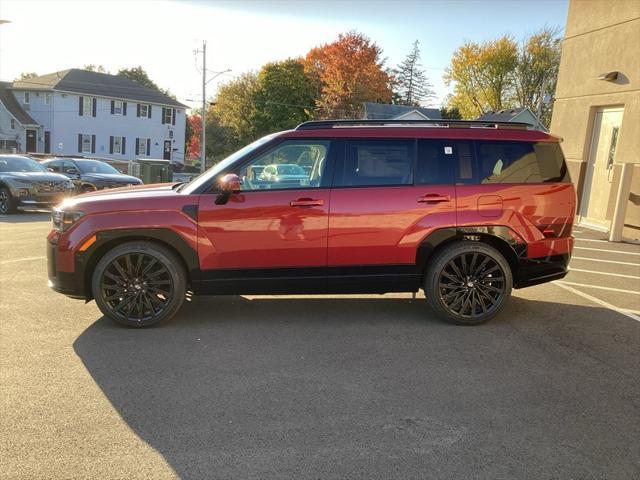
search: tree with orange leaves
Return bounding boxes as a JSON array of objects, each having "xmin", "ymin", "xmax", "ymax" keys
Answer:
[{"xmin": 303, "ymin": 31, "xmax": 393, "ymax": 119}]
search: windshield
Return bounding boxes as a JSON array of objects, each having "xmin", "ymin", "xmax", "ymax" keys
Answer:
[
  {"xmin": 181, "ymin": 133, "xmax": 278, "ymax": 194},
  {"xmin": 75, "ymin": 160, "xmax": 120, "ymax": 174},
  {"xmin": 0, "ymin": 156, "xmax": 47, "ymax": 173}
]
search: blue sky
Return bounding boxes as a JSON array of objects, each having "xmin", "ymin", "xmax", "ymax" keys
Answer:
[{"xmin": 0, "ymin": 0, "xmax": 569, "ymax": 108}]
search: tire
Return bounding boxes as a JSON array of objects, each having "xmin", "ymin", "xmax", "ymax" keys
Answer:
[
  {"xmin": 81, "ymin": 185, "xmax": 95, "ymax": 194},
  {"xmin": 424, "ymin": 241, "xmax": 513, "ymax": 325},
  {"xmin": 0, "ymin": 187, "xmax": 17, "ymax": 214},
  {"xmin": 92, "ymin": 241, "xmax": 187, "ymax": 327}
]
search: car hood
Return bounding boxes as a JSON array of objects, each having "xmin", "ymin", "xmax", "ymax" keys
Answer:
[
  {"xmin": 0, "ymin": 171, "xmax": 71, "ymax": 182},
  {"xmin": 58, "ymin": 183, "xmax": 188, "ymax": 214},
  {"xmin": 82, "ymin": 173, "xmax": 141, "ymax": 183}
]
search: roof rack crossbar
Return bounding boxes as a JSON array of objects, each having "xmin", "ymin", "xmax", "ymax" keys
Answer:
[{"xmin": 295, "ymin": 119, "xmax": 532, "ymax": 131}]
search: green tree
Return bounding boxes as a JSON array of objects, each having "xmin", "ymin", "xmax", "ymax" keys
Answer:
[
  {"xmin": 253, "ymin": 59, "xmax": 316, "ymax": 136},
  {"xmin": 15, "ymin": 72, "xmax": 37, "ymax": 81},
  {"xmin": 117, "ymin": 66, "xmax": 175, "ymax": 98},
  {"xmin": 84, "ymin": 64, "xmax": 107, "ymax": 73},
  {"xmin": 212, "ymin": 72, "xmax": 260, "ymax": 146},
  {"xmin": 439, "ymin": 106, "xmax": 462, "ymax": 120},
  {"xmin": 513, "ymin": 27, "xmax": 562, "ymax": 127},
  {"xmin": 444, "ymin": 36, "xmax": 518, "ymax": 118},
  {"xmin": 393, "ymin": 40, "xmax": 435, "ymax": 106},
  {"xmin": 204, "ymin": 108, "xmax": 240, "ymax": 167}
]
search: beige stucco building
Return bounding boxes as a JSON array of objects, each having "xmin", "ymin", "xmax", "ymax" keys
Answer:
[{"xmin": 550, "ymin": 0, "xmax": 640, "ymax": 240}]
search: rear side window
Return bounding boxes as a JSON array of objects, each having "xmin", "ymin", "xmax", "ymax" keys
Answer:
[
  {"xmin": 476, "ymin": 141, "xmax": 569, "ymax": 184},
  {"xmin": 336, "ymin": 140, "xmax": 414, "ymax": 187},
  {"xmin": 417, "ymin": 140, "xmax": 473, "ymax": 185}
]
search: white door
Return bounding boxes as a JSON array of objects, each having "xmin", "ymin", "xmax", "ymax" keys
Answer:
[{"xmin": 578, "ymin": 107, "xmax": 624, "ymax": 231}]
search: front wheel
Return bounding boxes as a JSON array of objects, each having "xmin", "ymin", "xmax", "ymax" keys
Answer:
[
  {"xmin": 424, "ymin": 242, "xmax": 513, "ymax": 325},
  {"xmin": 0, "ymin": 187, "xmax": 17, "ymax": 214},
  {"xmin": 92, "ymin": 241, "xmax": 186, "ymax": 327}
]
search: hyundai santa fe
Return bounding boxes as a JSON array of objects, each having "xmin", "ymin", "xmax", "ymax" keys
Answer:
[{"xmin": 47, "ymin": 119, "xmax": 576, "ymax": 327}]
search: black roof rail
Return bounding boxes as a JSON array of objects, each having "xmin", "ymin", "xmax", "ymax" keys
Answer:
[{"xmin": 295, "ymin": 119, "xmax": 532, "ymax": 131}]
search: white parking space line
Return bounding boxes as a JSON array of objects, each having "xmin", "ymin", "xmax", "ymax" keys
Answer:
[
  {"xmin": 559, "ymin": 281, "xmax": 640, "ymax": 295},
  {"xmin": 574, "ymin": 238, "xmax": 610, "ymax": 243},
  {"xmin": 572, "ymin": 256, "xmax": 639, "ymax": 266},
  {"xmin": 555, "ymin": 282, "xmax": 640, "ymax": 322},
  {"xmin": 574, "ymin": 246, "xmax": 640, "ymax": 256},
  {"xmin": 0, "ymin": 256, "xmax": 46, "ymax": 265},
  {"xmin": 570, "ymin": 268, "xmax": 640, "ymax": 280}
]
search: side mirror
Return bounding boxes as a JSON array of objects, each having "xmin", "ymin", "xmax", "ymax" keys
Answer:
[
  {"xmin": 215, "ymin": 173, "xmax": 241, "ymax": 205},
  {"xmin": 47, "ymin": 168, "xmax": 55, "ymax": 172}
]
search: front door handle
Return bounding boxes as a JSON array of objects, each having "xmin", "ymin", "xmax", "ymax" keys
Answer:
[
  {"xmin": 290, "ymin": 198, "xmax": 324, "ymax": 207},
  {"xmin": 418, "ymin": 193, "xmax": 451, "ymax": 204}
]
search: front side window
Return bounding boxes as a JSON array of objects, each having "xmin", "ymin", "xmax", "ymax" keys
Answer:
[
  {"xmin": 237, "ymin": 140, "xmax": 330, "ymax": 191},
  {"xmin": 23, "ymin": 92, "xmax": 30, "ymax": 104},
  {"xmin": 81, "ymin": 134, "xmax": 92, "ymax": 153},
  {"xmin": 46, "ymin": 160, "xmax": 62, "ymax": 172},
  {"xmin": 113, "ymin": 100, "xmax": 123, "ymax": 115},
  {"xmin": 336, "ymin": 140, "xmax": 414, "ymax": 187}
]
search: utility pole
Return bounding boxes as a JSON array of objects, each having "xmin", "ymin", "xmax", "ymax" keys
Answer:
[{"xmin": 201, "ymin": 40, "xmax": 207, "ymax": 174}]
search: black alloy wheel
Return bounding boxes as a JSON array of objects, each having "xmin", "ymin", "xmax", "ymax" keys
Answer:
[
  {"xmin": 424, "ymin": 242, "xmax": 512, "ymax": 325},
  {"xmin": 93, "ymin": 242, "xmax": 186, "ymax": 327}
]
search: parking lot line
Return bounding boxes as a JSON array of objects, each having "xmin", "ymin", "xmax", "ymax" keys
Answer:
[
  {"xmin": 574, "ymin": 246, "xmax": 640, "ymax": 256},
  {"xmin": 559, "ymin": 281, "xmax": 640, "ymax": 295},
  {"xmin": 570, "ymin": 268, "xmax": 640, "ymax": 280},
  {"xmin": 0, "ymin": 256, "xmax": 46, "ymax": 265},
  {"xmin": 571, "ymin": 256, "xmax": 639, "ymax": 266},
  {"xmin": 555, "ymin": 281, "xmax": 640, "ymax": 322}
]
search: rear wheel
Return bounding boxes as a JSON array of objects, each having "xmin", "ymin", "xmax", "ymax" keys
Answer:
[
  {"xmin": 0, "ymin": 187, "xmax": 17, "ymax": 214},
  {"xmin": 424, "ymin": 242, "xmax": 512, "ymax": 325},
  {"xmin": 92, "ymin": 241, "xmax": 186, "ymax": 327}
]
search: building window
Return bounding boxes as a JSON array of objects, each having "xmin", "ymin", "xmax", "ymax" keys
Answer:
[
  {"xmin": 112, "ymin": 136, "xmax": 123, "ymax": 154},
  {"xmin": 137, "ymin": 137, "xmax": 150, "ymax": 156},
  {"xmin": 81, "ymin": 134, "xmax": 92, "ymax": 153},
  {"xmin": 113, "ymin": 100, "xmax": 123, "ymax": 115},
  {"xmin": 23, "ymin": 92, "xmax": 30, "ymax": 104},
  {"xmin": 80, "ymin": 96, "xmax": 96, "ymax": 117},
  {"xmin": 163, "ymin": 108, "xmax": 174, "ymax": 125},
  {"xmin": 10, "ymin": 118, "xmax": 15, "ymax": 129},
  {"xmin": 139, "ymin": 104, "xmax": 149, "ymax": 117},
  {"xmin": 44, "ymin": 93, "xmax": 52, "ymax": 105}
]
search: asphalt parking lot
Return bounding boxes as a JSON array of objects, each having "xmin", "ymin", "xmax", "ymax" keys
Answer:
[{"xmin": 1, "ymin": 211, "xmax": 639, "ymax": 479}]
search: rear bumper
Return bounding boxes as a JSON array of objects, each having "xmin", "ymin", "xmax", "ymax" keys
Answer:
[{"xmin": 515, "ymin": 253, "xmax": 570, "ymax": 288}]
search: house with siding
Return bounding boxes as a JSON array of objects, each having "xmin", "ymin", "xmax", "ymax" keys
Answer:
[
  {"xmin": 476, "ymin": 107, "xmax": 547, "ymax": 131},
  {"xmin": 2, "ymin": 69, "xmax": 187, "ymax": 163},
  {"xmin": 0, "ymin": 81, "xmax": 40, "ymax": 153},
  {"xmin": 362, "ymin": 102, "xmax": 442, "ymax": 121}
]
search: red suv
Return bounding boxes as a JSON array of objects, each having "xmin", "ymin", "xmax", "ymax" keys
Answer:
[{"xmin": 47, "ymin": 120, "xmax": 575, "ymax": 327}]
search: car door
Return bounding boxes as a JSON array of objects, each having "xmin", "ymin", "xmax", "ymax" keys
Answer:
[
  {"xmin": 327, "ymin": 138, "xmax": 456, "ymax": 291},
  {"xmin": 197, "ymin": 139, "xmax": 333, "ymax": 294}
]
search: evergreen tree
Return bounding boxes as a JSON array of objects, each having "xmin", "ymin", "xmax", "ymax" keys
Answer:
[{"xmin": 394, "ymin": 40, "xmax": 435, "ymax": 106}]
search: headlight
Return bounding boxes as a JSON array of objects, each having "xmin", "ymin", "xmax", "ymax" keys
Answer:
[{"xmin": 52, "ymin": 208, "xmax": 85, "ymax": 232}]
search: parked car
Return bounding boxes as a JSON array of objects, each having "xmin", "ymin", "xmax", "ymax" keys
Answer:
[
  {"xmin": 47, "ymin": 119, "xmax": 576, "ymax": 327},
  {"xmin": 0, "ymin": 154, "xmax": 75, "ymax": 214},
  {"xmin": 41, "ymin": 158, "xmax": 142, "ymax": 193}
]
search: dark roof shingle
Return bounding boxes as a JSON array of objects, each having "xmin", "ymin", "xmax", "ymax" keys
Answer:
[
  {"xmin": 476, "ymin": 108, "xmax": 528, "ymax": 122},
  {"xmin": 363, "ymin": 102, "xmax": 442, "ymax": 120},
  {"xmin": 0, "ymin": 81, "xmax": 38, "ymax": 125},
  {"xmin": 12, "ymin": 69, "xmax": 186, "ymax": 108}
]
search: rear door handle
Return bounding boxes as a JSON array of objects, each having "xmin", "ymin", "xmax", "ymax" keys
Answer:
[
  {"xmin": 418, "ymin": 194, "xmax": 451, "ymax": 204},
  {"xmin": 290, "ymin": 198, "xmax": 324, "ymax": 207}
]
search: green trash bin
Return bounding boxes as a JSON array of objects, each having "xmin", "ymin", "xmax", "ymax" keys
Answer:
[{"xmin": 131, "ymin": 159, "xmax": 173, "ymax": 184}]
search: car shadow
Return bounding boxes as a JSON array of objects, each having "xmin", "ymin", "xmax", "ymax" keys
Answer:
[{"xmin": 73, "ymin": 295, "xmax": 640, "ymax": 479}]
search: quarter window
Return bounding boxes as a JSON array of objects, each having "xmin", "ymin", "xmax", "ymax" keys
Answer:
[
  {"xmin": 336, "ymin": 140, "xmax": 414, "ymax": 187},
  {"xmin": 237, "ymin": 140, "xmax": 330, "ymax": 191}
]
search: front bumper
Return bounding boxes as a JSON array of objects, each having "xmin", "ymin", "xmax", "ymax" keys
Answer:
[
  {"xmin": 17, "ymin": 190, "xmax": 75, "ymax": 208},
  {"xmin": 47, "ymin": 234, "xmax": 88, "ymax": 299}
]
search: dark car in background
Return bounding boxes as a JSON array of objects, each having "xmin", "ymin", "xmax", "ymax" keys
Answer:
[
  {"xmin": 41, "ymin": 158, "xmax": 142, "ymax": 193},
  {"xmin": 0, "ymin": 155, "xmax": 75, "ymax": 214}
]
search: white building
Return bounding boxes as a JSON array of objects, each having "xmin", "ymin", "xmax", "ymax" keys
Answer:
[{"xmin": 1, "ymin": 69, "xmax": 187, "ymax": 163}]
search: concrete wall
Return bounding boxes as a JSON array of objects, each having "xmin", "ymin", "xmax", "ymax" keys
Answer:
[
  {"xmin": 11, "ymin": 90, "xmax": 186, "ymax": 163},
  {"xmin": 550, "ymin": 0, "xmax": 640, "ymax": 240}
]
